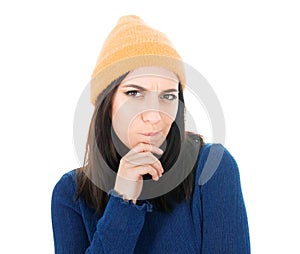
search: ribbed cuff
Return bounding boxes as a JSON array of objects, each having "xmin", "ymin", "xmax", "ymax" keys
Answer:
[{"xmin": 108, "ymin": 189, "xmax": 153, "ymax": 212}]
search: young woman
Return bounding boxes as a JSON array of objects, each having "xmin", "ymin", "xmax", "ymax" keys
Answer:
[{"xmin": 51, "ymin": 15, "xmax": 250, "ymax": 253}]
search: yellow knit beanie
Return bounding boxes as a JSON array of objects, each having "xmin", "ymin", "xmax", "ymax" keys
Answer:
[{"xmin": 90, "ymin": 15, "xmax": 185, "ymax": 105}]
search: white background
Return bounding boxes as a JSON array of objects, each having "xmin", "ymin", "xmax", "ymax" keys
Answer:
[{"xmin": 1, "ymin": 0, "xmax": 299, "ymax": 253}]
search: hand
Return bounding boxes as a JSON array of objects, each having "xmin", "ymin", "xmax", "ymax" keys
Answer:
[{"xmin": 114, "ymin": 143, "xmax": 164, "ymax": 203}]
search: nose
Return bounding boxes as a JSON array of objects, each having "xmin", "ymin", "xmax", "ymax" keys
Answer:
[
  {"xmin": 141, "ymin": 110, "xmax": 162, "ymax": 124},
  {"xmin": 141, "ymin": 92, "xmax": 162, "ymax": 124}
]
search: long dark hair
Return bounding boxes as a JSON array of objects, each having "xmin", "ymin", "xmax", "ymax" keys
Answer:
[{"xmin": 75, "ymin": 73, "xmax": 203, "ymax": 214}]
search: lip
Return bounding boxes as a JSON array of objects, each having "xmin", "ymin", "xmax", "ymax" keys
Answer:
[
  {"xmin": 139, "ymin": 131, "xmax": 164, "ymax": 144},
  {"xmin": 141, "ymin": 131, "xmax": 162, "ymax": 137}
]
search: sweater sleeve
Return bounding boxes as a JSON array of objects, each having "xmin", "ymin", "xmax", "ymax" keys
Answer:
[
  {"xmin": 51, "ymin": 171, "xmax": 151, "ymax": 254},
  {"xmin": 198, "ymin": 144, "xmax": 250, "ymax": 254}
]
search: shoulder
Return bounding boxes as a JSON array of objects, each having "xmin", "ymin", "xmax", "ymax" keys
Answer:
[
  {"xmin": 196, "ymin": 143, "xmax": 240, "ymax": 187},
  {"xmin": 185, "ymin": 131, "xmax": 203, "ymax": 145},
  {"xmin": 52, "ymin": 169, "xmax": 78, "ymax": 204},
  {"xmin": 183, "ymin": 131, "xmax": 203, "ymax": 160}
]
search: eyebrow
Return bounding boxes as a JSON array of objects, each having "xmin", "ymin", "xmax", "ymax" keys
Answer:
[{"xmin": 120, "ymin": 84, "xmax": 178, "ymax": 93}]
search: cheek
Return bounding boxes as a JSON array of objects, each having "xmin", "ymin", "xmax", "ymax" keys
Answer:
[
  {"xmin": 161, "ymin": 114, "xmax": 175, "ymax": 133},
  {"xmin": 111, "ymin": 97, "xmax": 141, "ymax": 147},
  {"xmin": 112, "ymin": 115, "xmax": 142, "ymax": 148},
  {"xmin": 112, "ymin": 108, "xmax": 131, "ymax": 145},
  {"xmin": 161, "ymin": 101, "xmax": 178, "ymax": 124},
  {"xmin": 160, "ymin": 100, "xmax": 178, "ymax": 122}
]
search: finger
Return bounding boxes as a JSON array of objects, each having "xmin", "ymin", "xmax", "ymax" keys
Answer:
[
  {"xmin": 136, "ymin": 165, "xmax": 160, "ymax": 181},
  {"xmin": 128, "ymin": 143, "xmax": 164, "ymax": 156},
  {"xmin": 125, "ymin": 151, "xmax": 160, "ymax": 165},
  {"xmin": 124, "ymin": 152, "xmax": 164, "ymax": 175},
  {"xmin": 151, "ymin": 159, "xmax": 164, "ymax": 176}
]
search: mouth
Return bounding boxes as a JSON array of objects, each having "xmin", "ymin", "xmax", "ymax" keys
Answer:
[
  {"xmin": 140, "ymin": 131, "xmax": 164, "ymax": 142},
  {"xmin": 142, "ymin": 131, "xmax": 162, "ymax": 137}
]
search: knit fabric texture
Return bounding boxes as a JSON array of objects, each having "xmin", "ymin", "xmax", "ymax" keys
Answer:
[
  {"xmin": 51, "ymin": 144, "xmax": 251, "ymax": 253},
  {"xmin": 90, "ymin": 15, "xmax": 185, "ymax": 105}
]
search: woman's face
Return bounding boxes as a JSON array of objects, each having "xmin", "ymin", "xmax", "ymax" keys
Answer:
[{"xmin": 112, "ymin": 67, "xmax": 179, "ymax": 149}]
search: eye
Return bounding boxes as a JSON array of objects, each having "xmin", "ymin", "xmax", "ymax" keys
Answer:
[
  {"xmin": 160, "ymin": 93, "xmax": 178, "ymax": 101},
  {"xmin": 124, "ymin": 90, "xmax": 143, "ymax": 97}
]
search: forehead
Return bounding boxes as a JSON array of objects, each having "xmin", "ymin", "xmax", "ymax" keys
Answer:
[{"xmin": 120, "ymin": 66, "xmax": 179, "ymax": 88}]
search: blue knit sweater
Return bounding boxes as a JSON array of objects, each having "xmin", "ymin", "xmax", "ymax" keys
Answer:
[{"xmin": 51, "ymin": 144, "xmax": 250, "ymax": 253}]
